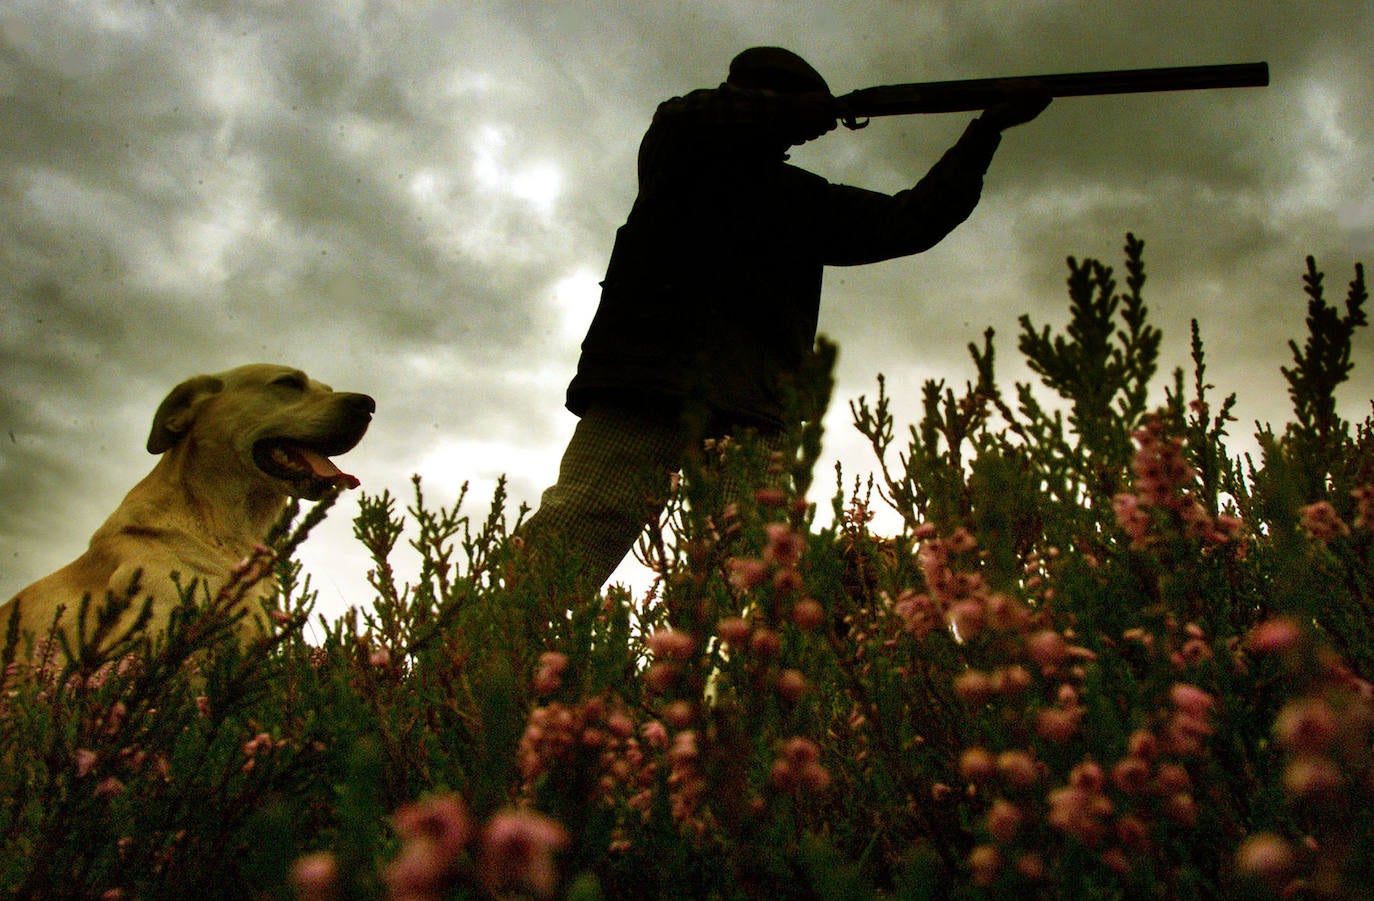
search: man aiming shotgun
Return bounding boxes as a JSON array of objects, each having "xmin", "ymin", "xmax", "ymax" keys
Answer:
[
  {"xmin": 522, "ymin": 48, "xmax": 1266, "ymax": 589},
  {"xmin": 834, "ymin": 61, "xmax": 1267, "ymax": 123}
]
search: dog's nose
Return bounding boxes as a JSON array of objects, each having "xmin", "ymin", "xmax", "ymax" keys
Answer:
[{"xmin": 344, "ymin": 393, "xmax": 377, "ymax": 416}]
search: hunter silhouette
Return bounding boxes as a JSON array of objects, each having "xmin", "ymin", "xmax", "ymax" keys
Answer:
[{"xmin": 522, "ymin": 47, "xmax": 1049, "ymax": 587}]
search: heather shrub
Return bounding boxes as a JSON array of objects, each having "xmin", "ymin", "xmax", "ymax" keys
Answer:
[{"xmin": 2, "ymin": 237, "xmax": 1370, "ymax": 900}]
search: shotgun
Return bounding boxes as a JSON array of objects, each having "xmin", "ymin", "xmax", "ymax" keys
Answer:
[{"xmin": 836, "ymin": 62, "xmax": 1269, "ymax": 128}]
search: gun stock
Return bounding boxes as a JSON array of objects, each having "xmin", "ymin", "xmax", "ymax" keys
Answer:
[{"xmin": 836, "ymin": 62, "xmax": 1269, "ymax": 126}]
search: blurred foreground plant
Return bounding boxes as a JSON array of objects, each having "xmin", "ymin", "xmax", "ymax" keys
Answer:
[{"xmin": 2, "ymin": 238, "xmax": 1370, "ymax": 900}]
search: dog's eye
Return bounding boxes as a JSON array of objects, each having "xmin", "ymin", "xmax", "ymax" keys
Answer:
[{"xmin": 272, "ymin": 374, "xmax": 308, "ymax": 392}]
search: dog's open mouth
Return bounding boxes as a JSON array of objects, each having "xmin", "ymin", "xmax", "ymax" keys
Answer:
[{"xmin": 254, "ymin": 440, "xmax": 361, "ymax": 496}]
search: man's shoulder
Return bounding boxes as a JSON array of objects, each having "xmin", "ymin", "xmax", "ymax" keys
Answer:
[{"xmin": 653, "ymin": 85, "xmax": 754, "ymax": 125}]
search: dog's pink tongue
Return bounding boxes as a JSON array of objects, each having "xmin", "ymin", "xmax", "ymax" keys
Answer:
[{"xmin": 295, "ymin": 447, "xmax": 361, "ymax": 489}]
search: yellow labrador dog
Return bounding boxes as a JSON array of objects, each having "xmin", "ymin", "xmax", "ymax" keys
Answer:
[{"xmin": 1, "ymin": 364, "xmax": 374, "ymax": 658}]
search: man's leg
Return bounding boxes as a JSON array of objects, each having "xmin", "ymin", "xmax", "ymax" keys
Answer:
[{"xmin": 521, "ymin": 405, "xmax": 686, "ymax": 589}]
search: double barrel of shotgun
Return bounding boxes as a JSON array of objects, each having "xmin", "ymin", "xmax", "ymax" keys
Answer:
[{"xmin": 835, "ymin": 62, "xmax": 1269, "ymax": 128}]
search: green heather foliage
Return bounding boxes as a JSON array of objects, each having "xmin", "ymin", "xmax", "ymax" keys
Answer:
[{"xmin": 3, "ymin": 237, "xmax": 1372, "ymax": 900}]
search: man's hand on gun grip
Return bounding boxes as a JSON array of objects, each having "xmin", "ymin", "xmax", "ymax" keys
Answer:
[{"xmin": 783, "ymin": 91, "xmax": 841, "ymax": 143}]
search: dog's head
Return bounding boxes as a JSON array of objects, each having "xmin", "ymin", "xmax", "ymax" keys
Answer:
[{"xmin": 147, "ymin": 364, "xmax": 376, "ymax": 500}]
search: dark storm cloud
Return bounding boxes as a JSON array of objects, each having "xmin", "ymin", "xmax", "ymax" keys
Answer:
[{"xmin": 1, "ymin": 0, "xmax": 1369, "ymax": 606}]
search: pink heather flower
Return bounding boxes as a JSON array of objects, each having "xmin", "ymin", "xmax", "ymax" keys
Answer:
[
  {"xmin": 1246, "ymin": 617, "xmax": 1305, "ymax": 654},
  {"xmin": 800, "ymin": 762, "xmax": 832, "ymax": 791},
  {"xmin": 755, "ymin": 487, "xmax": 787, "ymax": 507},
  {"xmin": 1110, "ymin": 757, "xmax": 1151, "ymax": 795},
  {"xmin": 480, "ymin": 809, "xmax": 570, "ymax": 900},
  {"xmin": 968, "ymin": 844, "xmax": 1002, "ymax": 886},
  {"xmin": 996, "ymin": 750, "xmax": 1040, "ymax": 789},
  {"xmin": 1321, "ymin": 657, "xmax": 1374, "ymax": 699},
  {"xmin": 243, "ymin": 732, "xmax": 275, "ymax": 758},
  {"xmin": 986, "ymin": 799, "xmax": 1023, "ymax": 844},
  {"xmin": 532, "ymin": 665, "xmax": 564, "ymax": 696},
  {"xmin": 1273, "ymin": 698, "xmax": 1340, "ymax": 754},
  {"xmin": 384, "ymin": 835, "xmax": 449, "ymax": 897},
  {"xmin": 1068, "ymin": 761, "xmax": 1106, "ymax": 793},
  {"xmin": 195, "ymin": 695, "xmax": 211, "ymax": 718},
  {"xmin": 102, "ymin": 701, "xmax": 128, "ymax": 736},
  {"xmin": 1025, "ymin": 630, "xmax": 1070, "ymax": 670},
  {"xmin": 1299, "ymin": 500, "xmax": 1350, "ymax": 541},
  {"xmin": 368, "ymin": 646, "xmax": 391, "ymax": 668},
  {"xmin": 1169, "ymin": 683, "xmax": 1216, "ymax": 719},
  {"xmin": 1282, "ymin": 754, "xmax": 1342, "ymax": 799},
  {"xmin": 948, "ymin": 599, "xmax": 986, "ymax": 639},
  {"xmin": 393, "ymin": 793, "xmax": 473, "ymax": 862},
  {"xmin": 1036, "ymin": 705, "xmax": 1084, "ymax": 744},
  {"xmin": 538, "ymin": 651, "xmax": 569, "ymax": 676},
  {"xmin": 1153, "ymin": 763, "xmax": 1192, "ymax": 795},
  {"xmin": 773, "ymin": 566, "xmax": 805, "ymax": 596},
  {"xmin": 605, "ymin": 711, "xmax": 634, "ymax": 740},
  {"xmin": 726, "ymin": 557, "xmax": 769, "ymax": 592},
  {"xmin": 772, "ymin": 757, "xmax": 831, "ymax": 793},
  {"xmin": 748, "ymin": 628, "xmax": 782, "ymax": 658},
  {"xmin": 958, "ymin": 747, "xmax": 997, "ymax": 783},
  {"xmin": 94, "ymin": 776, "xmax": 125, "ymax": 799},
  {"xmin": 1352, "ymin": 485, "xmax": 1374, "ymax": 529},
  {"xmin": 770, "ymin": 758, "xmax": 799, "ymax": 791},
  {"xmin": 1127, "ymin": 729, "xmax": 1159, "ymax": 761},
  {"xmin": 1163, "ymin": 792, "xmax": 1198, "ymax": 827},
  {"xmin": 75, "ymin": 748, "xmax": 98, "ymax": 778},
  {"xmin": 1235, "ymin": 833, "xmax": 1296, "ymax": 883},
  {"xmin": 985, "ymin": 593, "xmax": 1031, "ymax": 632},
  {"xmin": 1177, "ymin": 636, "xmax": 1214, "ymax": 667},
  {"xmin": 663, "ymin": 700, "xmax": 695, "ymax": 729},
  {"xmin": 764, "ymin": 522, "xmax": 805, "ymax": 567},
  {"xmin": 1129, "ymin": 422, "xmax": 1196, "ymax": 506},
  {"xmin": 646, "ymin": 629, "xmax": 695, "ymax": 662},
  {"xmin": 790, "ymin": 597, "xmax": 825, "ymax": 631},
  {"xmin": 716, "ymin": 616, "xmax": 752, "ymax": 646},
  {"xmin": 952, "ymin": 669, "xmax": 998, "ymax": 706},
  {"xmin": 668, "ymin": 730, "xmax": 700, "ymax": 766},
  {"xmin": 1215, "ymin": 513, "xmax": 1245, "ymax": 541},
  {"xmin": 892, "ymin": 590, "xmax": 940, "ymax": 638},
  {"xmin": 290, "ymin": 851, "xmax": 338, "ymax": 901},
  {"xmin": 773, "ymin": 737, "xmax": 830, "ymax": 792},
  {"xmin": 1112, "ymin": 493, "xmax": 1152, "ymax": 544},
  {"xmin": 995, "ymin": 664, "xmax": 1033, "ymax": 696},
  {"xmin": 1164, "ymin": 724, "xmax": 1206, "ymax": 762},
  {"xmin": 1015, "ymin": 852, "xmax": 1047, "ymax": 882},
  {"xmin": 776, "ymin": 669, "xmax": 808, "ymax": 702},
  {"xmin": 642, "ymin": 662, "xmax": 680, "ymax": 694},
  {"xmin": 946, "ymin": 527, "xmax": 978, "ymax": 555},
  {"xmin": 640, "ymin": 720, "xmax": 669, "ymax": 750},
  {"xmin": 781, "ymin": 737, "xmax": 821, "ymax": 767},
  {"xmin": 1046, "ymin": 786, "xmax": 1108, "ymax": 845},
  {"xmin": 1115, "ymin": 815, "xmax": 1150, "ymax": 853}
]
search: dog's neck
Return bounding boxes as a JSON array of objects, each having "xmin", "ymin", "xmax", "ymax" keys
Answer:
[{"xmin": 111, "ymin": 440, "xmax": 290, "ymax": 559}]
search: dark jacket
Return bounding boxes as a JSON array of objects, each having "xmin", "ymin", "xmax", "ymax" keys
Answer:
[{"xmin": 566, "ymin": 85, "xmax": 1004, "ymax": 430}]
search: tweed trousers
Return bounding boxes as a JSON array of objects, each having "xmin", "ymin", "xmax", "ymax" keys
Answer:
[{"xmin": 521, "ymin": 404, "xmax": 783, "ymax": 588}]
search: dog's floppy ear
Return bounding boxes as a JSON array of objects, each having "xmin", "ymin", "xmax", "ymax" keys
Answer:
[{"xmin": 146, "ymin": 375, "xmax": 224, "ymax": 454}]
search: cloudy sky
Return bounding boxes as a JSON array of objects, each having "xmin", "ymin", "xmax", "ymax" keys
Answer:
[{"xmin": 2, "ymin": 0, "xmax": 1370, "ymax": 620}]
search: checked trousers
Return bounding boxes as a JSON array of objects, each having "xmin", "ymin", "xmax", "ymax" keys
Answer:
[{"xmin": 521, "ymin": 404, "xmax": 783, "ymax": 589}]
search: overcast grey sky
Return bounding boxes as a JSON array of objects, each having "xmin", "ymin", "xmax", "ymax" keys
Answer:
[{"xmin": 2, "ymin": 0, "xmax": 1370, "ymax": 619}]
